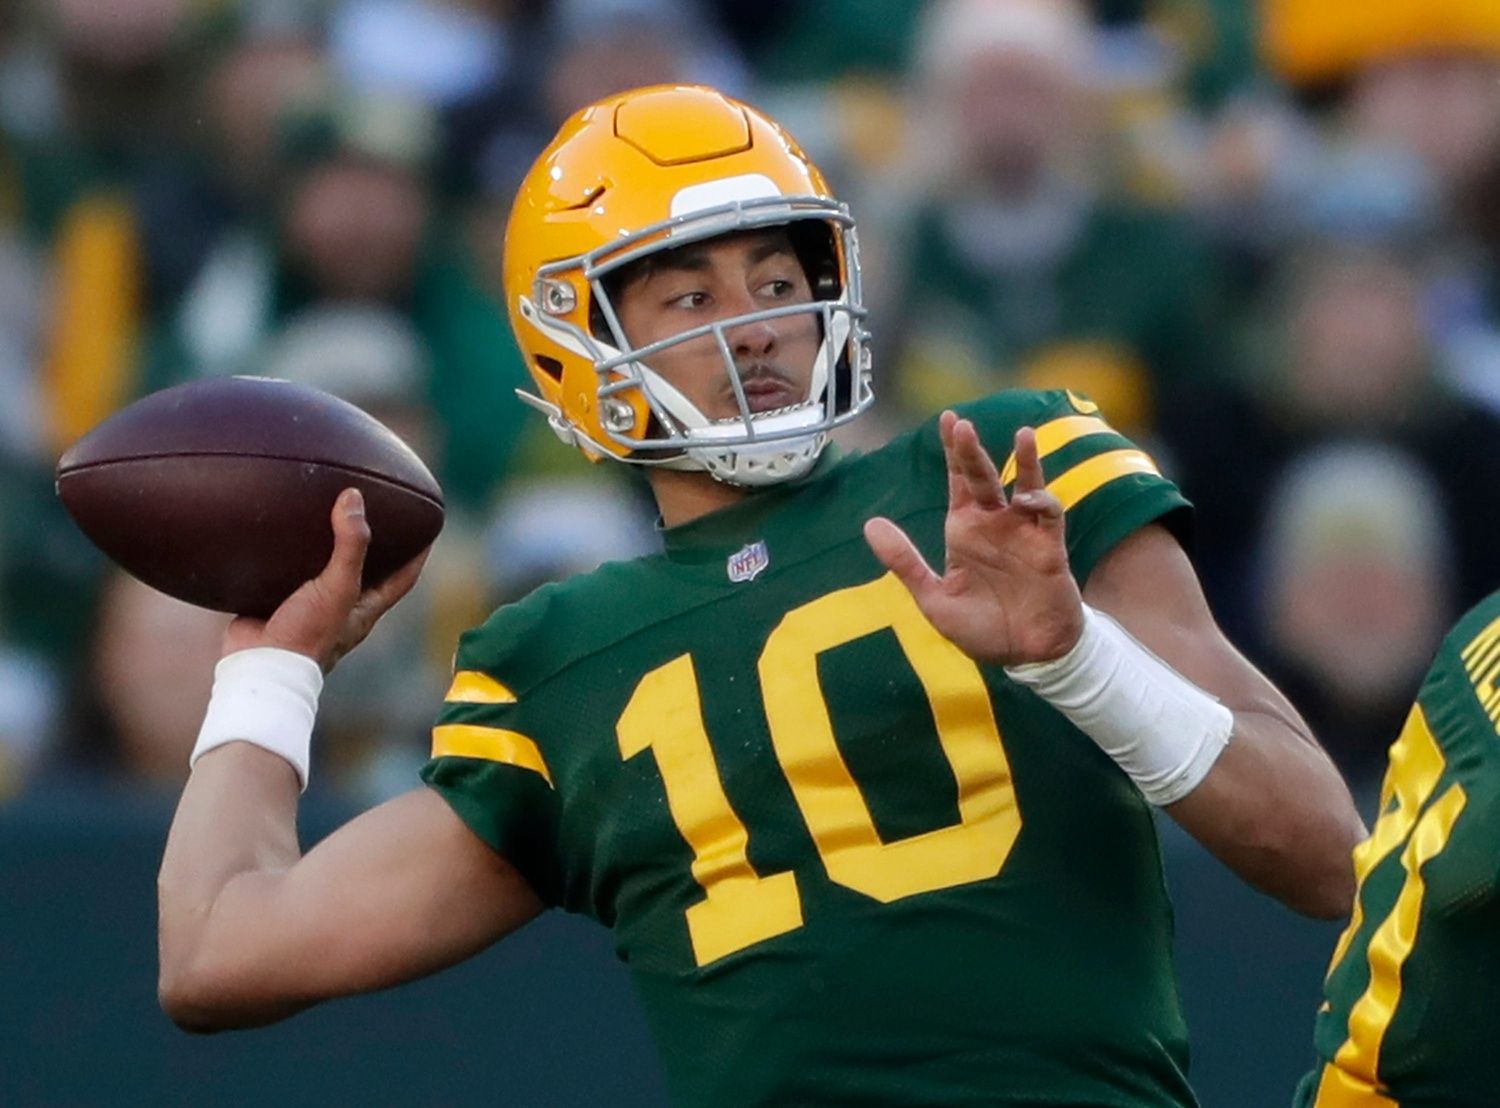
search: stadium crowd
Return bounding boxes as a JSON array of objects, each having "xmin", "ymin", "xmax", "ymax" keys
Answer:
[{"xmin": 2, "ymin": 0, "xmax": 1499, "ymax": 810}]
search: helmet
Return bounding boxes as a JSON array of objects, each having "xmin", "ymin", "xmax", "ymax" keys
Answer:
[{"xmin": 503, "ymin": 84, "xmax": 872, "ymax": 486}]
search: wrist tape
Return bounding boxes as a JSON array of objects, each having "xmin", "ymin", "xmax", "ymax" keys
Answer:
[
  {"xmin": 190, "ymin": 648, "xmax": 323, "ymax": 791},
  {"xmin": 1005, "ymin": 605, "xmax": 1233, "ymax": 806}
]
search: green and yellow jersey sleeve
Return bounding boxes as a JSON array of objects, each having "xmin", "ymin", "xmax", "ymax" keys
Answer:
[
  {"xmin": 957, "ymin": 388, "xmax": 1190, "ymax": 584},
  {"xmin": 421, "ymin": 617, "xmax": 566, "ymax": 905}
]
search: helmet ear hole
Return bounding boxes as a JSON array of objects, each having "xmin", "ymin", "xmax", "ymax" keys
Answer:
[
  {"xmin": 534, "ymin": 354, "xmax": 563, "ymax": 381},
  {"xmin": 788, "ymin": 222, "xmax": 840, "ymax": 300}
]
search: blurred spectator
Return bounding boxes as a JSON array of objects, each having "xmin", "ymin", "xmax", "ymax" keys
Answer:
[
  {"xmin": 22, "ymin": 0, "xmax": 201, "ymax": 455},
  {"xmin": 143, "ymin": 91, "xmax": 532, "ymax": 509},
  {"xmin": 456, "ymin": 0, "xmax": 747, "ymax": 208},
  {"xmin": 1259, "ymin": 0, "xmax": 1500, "ymax": 413},
  {"xmin": 203, "ymin": 20, "xmax": 327, "ymax": 213},
  {"xmin": 329, "ymin": 0, "xmax": 551, "ymax": 206},
  {"xmin": 485, "ymin": 477, "xmax": 660, "ymax": 607},
  {"xmin": 1160, "ymin": 239, "xmax": 1500, "ymax": 652},
  {"xmin": 87, "ymin": 573, "xmax": 224, "ymax": 789},
  {"xmin": 1255, "ymin": 443, "xmax": 1452, "ymax": 793},
  {"xmin": 1264, "ymin": 0, "xmax": 1500, "ymax": 201},
  {"xmin": 878, "ymin": 0, "xmax": 1227, "ymax": 435},
  {"xmin": 330, "ymin": 0, "xmax": 513, "ymax": 109},
  {"xmin": 750, "ymin": 0, "xmax": 925, "ymax": 84},
  {"xmin": 544, "ymin": 0, "xmax": 747, "ymax": 119}
]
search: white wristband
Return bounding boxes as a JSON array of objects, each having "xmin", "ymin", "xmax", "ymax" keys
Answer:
[
  {"xmin": 1005, "ymin": 605, "xmax": 1233, "ymax": 806},
  {"xmin": 190, "ymin": 647, "xmax": 323, "ymax": 791}
]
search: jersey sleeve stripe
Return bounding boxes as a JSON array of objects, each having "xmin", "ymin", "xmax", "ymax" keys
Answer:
[
  {"xmin": 1309, "ymin": 1062, "xmax": 1398, "ymax": 1107},
  {"xmin": 444, "ymin": 670, "xmax": 518, "ymax": 704},
  {"xmin": 998, "ymin": 414, "xmax": 1115, "ymax": 485},
  {"xmin": 431, "ymin": 724, "xmax": 553, "ymax": 786},
  {"xmin": 1459, "ymin": 613, "xmax": 1500, "ymax": 664},
  {"xmin": 1460, "ymin": 617, "xmax": 1500, "ymax": 730},
  {"xmin": 1047, "ymin": 449, "xmax": 1162, "ymax": 511}
]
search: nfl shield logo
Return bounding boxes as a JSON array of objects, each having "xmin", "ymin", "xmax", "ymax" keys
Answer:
[{"xmin": 727, "ymin": 540, "xmax": 770, "ymax": 583}]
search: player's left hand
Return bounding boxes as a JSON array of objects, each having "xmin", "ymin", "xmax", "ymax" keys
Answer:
[{"xmin": 864, "ymin": 411, "xmax": 1083, "ymax": 667}]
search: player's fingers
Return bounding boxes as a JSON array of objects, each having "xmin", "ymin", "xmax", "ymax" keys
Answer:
[
  {"xmin": 364, "ymin": 546, "xmax": 430, "ymax": 612},
  {"xmin": 939, "ymin": 411, "xmax": 971, "ymax": 510},
  {"xmin": 323, "ymin": 488, "xmax": 372, "ymax": 591},
  {"xmin": 864, "ymin": 517, "xmax": 941, "ymax": 600},
  {"xmin": 333, "ymin": 547, "xmax": 432, "ymax": 667},
  {"xmin": 1012, "ymin": 427, "xmax": 1047, "ymax": 495},
  {"xmin": 951, "ymin": 419, "xmax": 1005, "ymax": 509},
  {"xmin": 1008, "ymin": 486, "xmax": 1066, "ymax": 533}
]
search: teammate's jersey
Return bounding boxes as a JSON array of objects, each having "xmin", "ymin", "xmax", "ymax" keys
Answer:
[
  {"xmin": 423, "ymin": 389, "xmax": 1195, "ymax": 1107},
  {"xmin": 1295, "ymin": 589, "xmax": 1500, "ymax": 1108}
]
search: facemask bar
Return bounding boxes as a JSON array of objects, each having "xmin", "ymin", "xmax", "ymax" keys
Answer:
[
  {"xmin": 591, "ymin": 300, "xmax": 860, "ymax": 448},
  {"xmin": 523, "ymin": 194, "xmax": 872, "ymax": 458}
]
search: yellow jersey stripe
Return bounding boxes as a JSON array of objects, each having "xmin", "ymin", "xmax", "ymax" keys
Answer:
[
  {"xmin": 999, "ymin": 414, "xmax": 1115, "ymax": 485},
  {"xmin": 431, "ymin": 724, "xmax": 553, "ymax": 787},
  {"xmin": 1310, "ymin": 1062, "xmax": 1398, "ymax": 1107},
  {"xmin": 444, "ymin": 670, "xmax": 517, "ymax": 704},
  {"xmin": 1459, "ymin": 613, "xmax": 1500, "ymax": 663},
  {"xmin": 1047, "ymin": 449, "xmax": 1161, "ymax": 511}
]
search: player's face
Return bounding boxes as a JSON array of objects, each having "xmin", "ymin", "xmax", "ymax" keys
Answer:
[{"xmin": 611, "ymin": 229, "xmax": 821, "ymax": 422}]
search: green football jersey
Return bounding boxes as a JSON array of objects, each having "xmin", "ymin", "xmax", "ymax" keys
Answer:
[
  {"xmin": 423, "ymin": 389, "xmax": 1195, "ymax": 1107},
  {"xmin": 1295, "ymin": 589, "xmax": 1500, "ymax": 1108}
]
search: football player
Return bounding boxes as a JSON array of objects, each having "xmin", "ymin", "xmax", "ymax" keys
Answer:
[
  {"xmin": 1295, "ymin": 586, "xmax": 1500, "ymax": 1108},
  {"xmin": 158, "ymin": 86, "xmax": 1364, "ymax": 1107}
]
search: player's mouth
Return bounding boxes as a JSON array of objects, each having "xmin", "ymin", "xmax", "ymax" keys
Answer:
[{"xmin": 733, "ymin": 367, "xmax": 801, "ymax": 414}]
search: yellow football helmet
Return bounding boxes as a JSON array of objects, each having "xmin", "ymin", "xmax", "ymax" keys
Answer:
[{"xmin": 503, "ymin": 84, "xmax": 872, "ymax": 485}]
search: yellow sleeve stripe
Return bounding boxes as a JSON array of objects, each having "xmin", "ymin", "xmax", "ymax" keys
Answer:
[
  {"xmin": 999, "ymin": 414, "xmax": 1115, "ymax": 485},
  {"xmin": 1459, "ymin": 613, "xmax": 1500, "ymax": 665},
  {"xmin": 431, "ymin": 724, "xmax": 553, "ymax": 787},
  {"xmin": 444, "ymin": 670, "xmax": 517, "ymax": 704},
  {"xmin": 1048, "ymin": 449, "xmax": 1161, "ymax": 511},
  {"xmin": 1309, "ymin": 1063, "xmax": 1397, "ymax": 1108}
]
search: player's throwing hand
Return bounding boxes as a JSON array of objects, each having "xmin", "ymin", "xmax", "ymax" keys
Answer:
[
  {"xmin": 222, "ymin": 489, "xmax": 430, "ymax": 672},
  {"xmin": 864, "ymin": 411, "xmax": 1083, "ymax": 667}
]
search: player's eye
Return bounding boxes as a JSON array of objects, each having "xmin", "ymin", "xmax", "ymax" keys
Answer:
[
  {"xmin": 668, "ymin": 290, "xmax": 711, "ymax": 310},
  {"xmin": 759, "ymin": 279, "xmax": 795, "ymax": 298}
]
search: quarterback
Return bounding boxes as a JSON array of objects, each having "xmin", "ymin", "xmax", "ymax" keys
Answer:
[
  {"xmin": 1296, "ymin": 587, "xmax": 1500, "ymax": 1108},
  {"xmin": 158, "ymin": 86, "xmax": 1363, "ymax": 1106}
]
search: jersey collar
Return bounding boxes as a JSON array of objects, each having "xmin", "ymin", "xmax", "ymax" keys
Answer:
[{"xmin": 659, "ymin": 444, "xmax": 847, "ymax": 562}]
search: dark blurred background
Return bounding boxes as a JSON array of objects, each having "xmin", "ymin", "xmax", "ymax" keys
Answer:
[{"xmin": 3, "ymin": 1, "xmax": 1499, "ymax": 1104}]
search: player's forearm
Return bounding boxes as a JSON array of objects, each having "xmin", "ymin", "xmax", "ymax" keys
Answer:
[
  {"xmin": 157, "ymin": 743, "xmax": 304, "ymax": 1030},
  {"xmin": 1165, "ymin": 712, "xmax": 1365, "ymax": 919}
]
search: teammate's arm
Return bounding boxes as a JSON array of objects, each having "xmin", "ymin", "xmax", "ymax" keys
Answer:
[
  {"xmin": 866, "ymin": 412, "xmax": 1364, "ymax": 919},
  {"xmin": 157, "ymin": 492, "xmax": 543, "ymax": 1030}
]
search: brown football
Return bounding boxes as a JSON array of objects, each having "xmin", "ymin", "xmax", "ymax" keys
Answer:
[{"xmin": 56, "ymin": 376, "xmax": 445, "ymax": 618}]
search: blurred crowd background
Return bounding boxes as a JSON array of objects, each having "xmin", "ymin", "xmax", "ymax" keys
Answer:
[{"xmin": 3, "ymin": 0, "xmax": 1500, "ymax": 812}]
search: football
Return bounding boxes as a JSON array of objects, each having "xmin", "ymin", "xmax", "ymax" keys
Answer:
[{"xmin": 56, "ymin": 376, "xmax": 445, "ymax": 618}]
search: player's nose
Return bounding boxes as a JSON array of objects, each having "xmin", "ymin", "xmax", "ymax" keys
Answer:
[{"xmin": 726, "ymin": 314, "xmax": 778, "ymax": 359}]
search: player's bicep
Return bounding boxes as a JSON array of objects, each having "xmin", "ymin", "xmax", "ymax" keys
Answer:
[{"xmin": 178, "ymin": 788, "xmax": 541, "ymax": 1028}]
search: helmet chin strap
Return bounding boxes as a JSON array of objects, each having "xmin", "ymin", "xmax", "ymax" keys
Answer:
[{"xmin": 685, "ymin": 407, "xmax": 828, "ymax": 486}]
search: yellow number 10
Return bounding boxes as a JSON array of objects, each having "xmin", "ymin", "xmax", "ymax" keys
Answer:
[{"xmin": 617, "ymin": 574, "xmax": 1023, "ymax": 967}]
